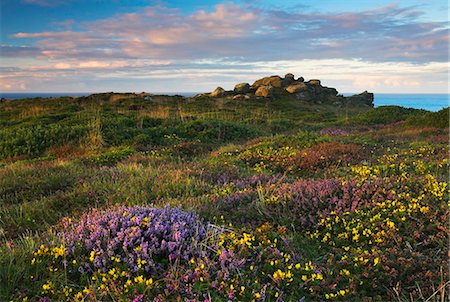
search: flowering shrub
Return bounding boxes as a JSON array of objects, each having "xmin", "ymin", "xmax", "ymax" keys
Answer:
[
  {"xmin": 25, "ymin": 206, "xmax": 346, "ymax": 301},
  {"xmin": 289, "ymin": 142, "xmax": 365, "ymax": 174},
  {"xmin": 2, "ymin": 121, "xmax": 449, "ymax": 302},
  {"xmin": 209, "ymin": 156, "xmax": 448, "ymax": 300},
  {"xmin": 308, "ymin": 173, "xmax": 448, "ymax": 298},
  {"xmin": 28, "ymin": 207, "xmax": 209, "ymax": 300},
  {"xmin": 63, "ymin": 206, "xmax": 206, "ymax": 274},
  {"xmin": 233, "ymin": 138, "xmax": 366, "ymax": 176}
]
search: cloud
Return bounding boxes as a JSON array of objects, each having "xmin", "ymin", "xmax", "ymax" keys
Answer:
[
  {"xmin": 0, "ymin": 45, "xmax": 43, "ymax": 57},
  {"xmin": 21, "ymin": 0, "xmax": 67, "ymax": 6},
  {"xmin": 9, "ymin": 3, "xmax": 448, "ymax": 64},
  {"xmin": 0, "ymin": 58, "xmax": 447, "ymax": 93},
  {"xmin": 2, "ymin": 2, "xmax": 448, "ymax": 92}
]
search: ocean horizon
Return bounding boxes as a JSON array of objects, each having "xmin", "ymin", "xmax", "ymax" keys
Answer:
[{"xmin": 1, "ymin": 92, "xmax": 448, "ymax": 112}]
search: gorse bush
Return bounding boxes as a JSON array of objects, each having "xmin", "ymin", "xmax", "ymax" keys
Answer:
[
  {"xmin": 25, "ymin": 206, "xmax": 340, "ymax": 301},
  {"xmin": 0, "ymin": 124, "xmax": 87, "ymax": 159},
  {"xmin": 0, "ymin": 95, "xmax": 448, "ymax": 301},
  {"xmin": 350, "ymin": 106, "xmax": 426, "ymax": 125},
  {"xmin": 87, "ymin": 146, "xmax": 134, "ymax": 165},
  {"xmin": 405, "ymin": 107, "xmax": 449, "ymax": 128},
  {"xmin": 179, "ymin": 119, "xmax": 260, "ymax": 142}
]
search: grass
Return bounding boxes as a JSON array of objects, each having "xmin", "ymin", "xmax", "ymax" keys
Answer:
[{"xmin": 0, "ymin": 93, "xmax": 448, "ymax": 301}]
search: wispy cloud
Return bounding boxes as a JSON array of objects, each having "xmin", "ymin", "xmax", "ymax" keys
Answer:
[
  {"xmin": 1, "ymin": 58, "xmax": 447, "ymax": 93},
  {"xmin": 9, "ymin": 3, "xmax": 448, "ymax": 63},
  {"xmin": 21, "ymin": 0, "xmax": 67, "ymax": 7}
]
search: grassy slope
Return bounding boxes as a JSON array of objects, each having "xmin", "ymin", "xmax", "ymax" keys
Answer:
[{"xmin": 0, "ymin": 94, "xmax": 448, "ymax": 301}]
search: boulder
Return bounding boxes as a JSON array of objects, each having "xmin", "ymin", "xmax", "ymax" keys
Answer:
[
  {"xmin": 345, "ymin": 91, "xmax": 374, "ymax": 107},
  {"xmin": 234, "ymin": 83, "xmax": 251, "ymax": 94},
  {"xmin": 282, "ymin": 73, "xmax": 295, "ymax": 87},
  {"xmin": 293, "ymin": 91, "xmax": 312, "ymax": 101},
  {"xmin": 233, "ymin": 94, "xmax": 250, "ymax": 101},
  {"xmin": 193, "ymin": 93, "xmax": 210, "ymax": 98},
  {"xmin": 210, "ymin": 86, "xmax": 226, "ymax": 97},
  {"xmin": 286, "ymin": 82, "xmax": 307, "ymax": 94},
  {"xmin": 308, "ymin": 79, "xmax": 321, "ymax": 86},
  {"xmin": 252, "ymin": 76, "xmax": 283, "ymax": 88},
  {"xmin": 255, "ymin": 86, "xmax": 273, "ymax": 97},
  {"xmin": 285, "ymin": 73, "xmax": 295, "ymax": 80}
]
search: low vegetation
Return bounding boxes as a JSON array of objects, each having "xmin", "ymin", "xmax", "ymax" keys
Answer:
[{"xmin": 0, "ymin": 93, "xmax": 448, "ymax": 301}]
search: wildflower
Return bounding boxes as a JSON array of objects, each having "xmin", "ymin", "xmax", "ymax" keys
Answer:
[
  {"xmin": 374, "ymin": 257, "xmax": 380, "ymax": 266},
  {"xmin": 273, "ymin": 269, "xmax": 285, "ymax": 281},
  {"xmin": 134, "ymin": 275, "xmax": 144, "ymax": 284},
  {"xmin": 52, "ymin": 244, "xmax": 66, "ymax": 258},
  {"xmin": 42, "ymin": 282, "xmax": 53, "ymax": 292}
]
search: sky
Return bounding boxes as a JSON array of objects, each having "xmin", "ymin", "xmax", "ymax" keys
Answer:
[{"xmin": 0, "ymin": 0, "xmax": 448, "ymax": 93}]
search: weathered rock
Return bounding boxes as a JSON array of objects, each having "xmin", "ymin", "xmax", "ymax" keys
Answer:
[
  {"xmin": 191, "ymin": 73, "xmax": 373, "ymax": 107},
  {"xmin": 285, "ymin": 73, "xmax": 295, "ymax": 80},
  {"xmin": 234, "ymin": 83, "xmax": 251, "ymax": 94},
  {"xmin": 193, "ymin": 93, "xmax": 210, "ymax": 98},
  {"xmin": 255, "ymin": 86, "xmax": 274, "ymax": 97},
  {"xmin": 286, "ymin": 82, "xmax": 307, "ymax": 94},
  {"xmin": 308, "ymin": 79, "xmax": 321, "ymax": 86},
  {"xmin": 282, "ymin": 75, "xmax": 295, "ymax": 87},
  {"xmin": 252, "ymin": 76, "xmax": 283, "ymax": 88},
  {"xmin": 294, "ymin": 91, "xmax": 313, "ymax": 101},
  {"xmin": 345, "ymin": 91, "xmax": 374, "ymax": 107},
  {"xmin": 210, "ymin": 87, "xmax": 226, "ymax": 97},
  {"xmin": 233, "ymin": 94, "xmax": 250, "ymax": 100}
]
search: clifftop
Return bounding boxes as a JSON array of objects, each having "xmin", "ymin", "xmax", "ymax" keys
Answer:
[{"xmin": 197, "ymin": 73, "xmax": 374, "ymax": 107}]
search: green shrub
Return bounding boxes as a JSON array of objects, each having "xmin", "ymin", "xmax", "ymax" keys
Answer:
[
  {"xmin": 269, "ymin": 118, "xmax": 295, "ymax": 133},
  {"xmin": 405, "ymin": 107, "xmax": 449, "ymax": 128},
  {"xmin": 350, "ymin": 106, "xmax": 426, "ymax": 125},
  {"xmin": 179, "ymin": 119, "xmax": 260, "ymax": 142},
  {"xmin": 87, "ymin": 146, "xmax": 134, "ymax": 165},
  {"xmin": 0, "ymin": 124, "xmax": 87, "ymax": 159}
]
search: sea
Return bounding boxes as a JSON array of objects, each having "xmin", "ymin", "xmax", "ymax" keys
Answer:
[{"xmin": 0, "ymin": 92, "xmax": 448, "ymax": 112}]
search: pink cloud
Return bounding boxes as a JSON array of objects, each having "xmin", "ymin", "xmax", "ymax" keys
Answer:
[
  {"xmin": 10, "ymin": 3, "xmax": 448, "ymax": 64},
  {"xmin": 190, "ymin": 4, "xmax": 259, "ymax": 37},
  {"xmin": 12, "ymin": 31, "xmax": 79, "ymax": 38}
]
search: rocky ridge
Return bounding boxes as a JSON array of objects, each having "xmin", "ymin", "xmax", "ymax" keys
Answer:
[{"xmin": 196, "ymin": 73, "xmax": 374, "ymax": 107}]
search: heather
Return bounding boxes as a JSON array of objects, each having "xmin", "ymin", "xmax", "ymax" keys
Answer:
[{"xmin": 0, "ymin": 95, "xmax": 448, "ymax": 301}]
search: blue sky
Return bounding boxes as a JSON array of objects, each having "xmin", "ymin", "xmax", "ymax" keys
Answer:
[{"xmin": 0, "ymin": 0, "xmax": 448, "ymax": 93}]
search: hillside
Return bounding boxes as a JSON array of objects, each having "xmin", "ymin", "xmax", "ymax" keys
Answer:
[{"xmin": 0, "ymin": 75, "xmax": 448, "ymax": 301}]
